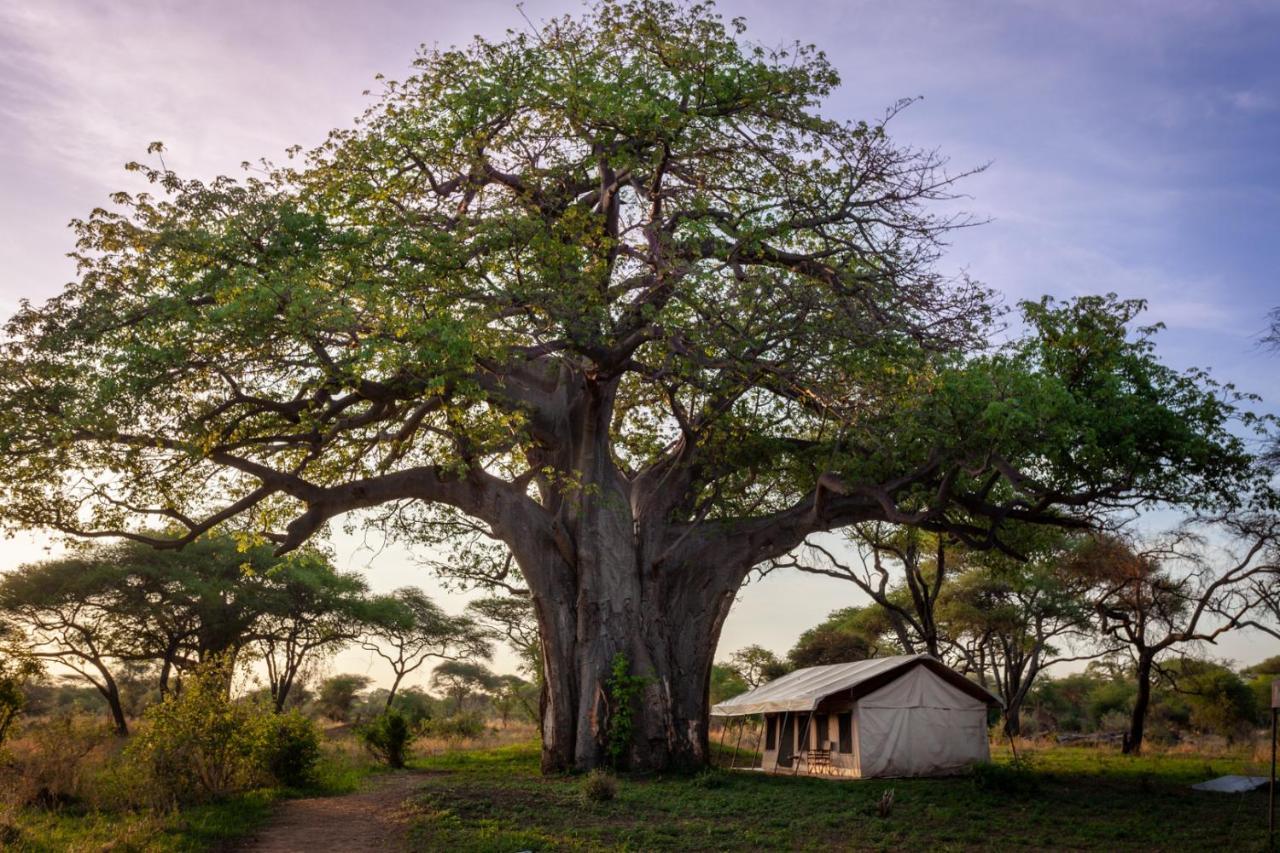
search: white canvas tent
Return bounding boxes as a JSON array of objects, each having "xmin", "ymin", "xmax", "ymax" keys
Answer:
[{"xmin": 711, "ymin": 655, "xmax": 999, "ymax": 778}]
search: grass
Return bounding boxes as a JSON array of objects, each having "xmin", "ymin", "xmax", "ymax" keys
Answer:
[
  {"xmin": 3, "ymin": 727, "xmax": 383, "ymax": 852},
  {"xmin": 403, "ymin": 741, "xmax": 1274, "ymax": 852},
  {"xmin": 7, "ymin": 725, "xmax": 1273, "ymax": 851},
  {"xmin": 2, "ymin": 720, "xmax": 540, "ymax": 852}
]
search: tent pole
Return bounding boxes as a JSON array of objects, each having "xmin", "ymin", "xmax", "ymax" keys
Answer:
[
  {"xmin": 772, "ymin": 712, "xmax": 788, "ymax": 774},
  {"xmin": 716, "ymin": 716, "xmax": 728, "ymax": 766},
  {"xmin": 793, "ymin": 709, "xmax": 815, "ymax": 776},
  {"xmin": 730, "ymin": 718, "xmax": 745, "ymax": 769},
  {"xmin": 752, "ymin": 717, "xmax": 763, "ymax": 770}
]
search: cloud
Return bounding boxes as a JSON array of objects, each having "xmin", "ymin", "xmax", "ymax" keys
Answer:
[{"xmin": 1227, "ymin": 89, "xmax": 1278, "ymax": 113}]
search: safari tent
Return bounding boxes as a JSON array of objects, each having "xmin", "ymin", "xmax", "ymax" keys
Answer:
[{"xmin": 711, "ymin": 655, "xmax": 999, "ymax": 778}]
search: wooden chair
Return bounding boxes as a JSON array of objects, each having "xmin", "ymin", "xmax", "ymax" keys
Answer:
[{"xmin": 807, "ymin": 741, "xmax": 834, "ymax": 775}]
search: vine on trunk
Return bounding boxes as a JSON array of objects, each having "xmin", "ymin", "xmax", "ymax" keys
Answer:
[{"xmin": 604, "ymin": 653, "xmax": 648, "ymax": 770}]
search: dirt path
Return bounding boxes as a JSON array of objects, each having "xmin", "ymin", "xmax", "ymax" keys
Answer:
[{"xmin": 240, "ymin": 771, "xmax": 426, "ymax": 853}]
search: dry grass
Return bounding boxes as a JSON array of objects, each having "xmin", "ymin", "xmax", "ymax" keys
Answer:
[{"xmin": 414, "ymin": 721, "xmax": 539, "ymax": 758}]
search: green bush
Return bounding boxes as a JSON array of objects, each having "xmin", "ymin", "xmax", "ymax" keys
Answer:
[
  {"xmin": 358, "ymin": 710, "xmax": 416, "ymax": 768},
  {"xmin": 125, "ymin": 657, "xmax": 263, "ymax": 805},
  {"xmin": 258, "ymin": 711, "xmax": 321, "ymax": 788},
  {"xmin": 424, "ymin": 712, "xmax": 485, "ymax": 741},
  {"xmin": 581, "ymin": 768, "xmax": 617, "ymax": 803}
]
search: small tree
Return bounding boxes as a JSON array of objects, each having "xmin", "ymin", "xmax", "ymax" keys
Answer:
[
  {"xmin": 727, "ymin": 645, "xmax": 789, "ymax": 689},
  {"xmin": 1073, "ymin": 518, "xmax": 1280, "ymax": 754},
  {"xmin": 1158, "ymin": 658, "xmax": 1258, "ymax": 741},
  {"xmin": 491, "ymin": 674, "xmax": 539, "ymax": 725},
  {"xmin": 362, "ymin": 588, "xmax": 491, "ymax": 709},
  {"xmin": 316, "ymin": 674, "xmax": 373, "ymax": 722},
  {"xmin": 709, "ymin": 664, "xmax": 748, "ymax": 705},
  {"xmin": 127, "ymin": 656, "xmax": 261, "ymax": 803},
  {"xmin": 430, "ymin": 660, "xmax": 498, "ymax": 716},
  {"xmin": 942, "ymin": 530, "xmax": 1099, "ymax": 736},
  {"xmin": 788, "ymin": 606, "xmax": 896, "ymax": 668},
  {"xmin": 0, "ymin": 558, "xmax": 136, "ymax": 733},
  {"xmin": 466, "ymin": 596, "xmax": 541, "ymax": 681},
  {"xmin": 254, "ymin": 556, "xmax": 371, "ymax": 712}
]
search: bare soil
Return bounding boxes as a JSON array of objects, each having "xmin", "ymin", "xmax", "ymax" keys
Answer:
[{"xmin": 238, "ymin": 771, "xmax": 426, "ymax": 853}]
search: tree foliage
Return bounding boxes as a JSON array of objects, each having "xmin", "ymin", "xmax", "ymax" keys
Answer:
[
  {"xmin": 0, "ymin": 535, "xmax": 370, "ymax": 726},
  {"xmin": 361, "ymin": 588, "xmax": 490, "ymax": 709}
]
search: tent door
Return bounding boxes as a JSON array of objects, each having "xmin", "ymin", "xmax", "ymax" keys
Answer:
[{"xmin": 777, "ymin": 714, "xmax": 796, "ymax": 767}]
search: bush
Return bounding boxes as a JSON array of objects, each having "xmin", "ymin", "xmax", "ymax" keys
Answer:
[
  {"xmin": 358, "ymin": 710, "xmax": 416, "ymax": 768},
  {"xmin": 126, "ymin": 657, "xmax": 263, "ymax": 805},
  {"xmin": 259, "ymin": 710, "xmax": 322, "ymax": 788},
  {"xmin": 0, "ymin": 715, "xmax": 110, "ymax": 809},
  {"xmin": 581, "ymin": 768, "xmax": 617, "ymax": 803},
  {"xmin": 971, "ymin": 756, "xmax": 1039, "ymax": 796},
  {"xmin": 424, "ymin": 712, "xmax": 485, "ymax": 741},
  {"xmin": 691, "ymin": 767, "xmax": 728, "ymax": 789}
]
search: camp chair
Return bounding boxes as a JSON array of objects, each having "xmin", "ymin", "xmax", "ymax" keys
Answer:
[{"xmin": 807, "ymin": 740, "xmax": 835, "ymax": 775}]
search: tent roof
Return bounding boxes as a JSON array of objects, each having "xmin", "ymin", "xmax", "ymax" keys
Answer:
[{"xmin": 710, "ymin": 654, "xmax": 1001, "ymax": 716}]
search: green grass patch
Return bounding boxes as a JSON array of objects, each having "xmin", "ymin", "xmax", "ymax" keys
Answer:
[
  {"xmin": 404, "ymin": 741, "xmax": 1271, "ymax": 851},
  {"xmin": 6, "ymin": 735, "xmax": 384, "ymax": 852},
  {"xmin": 6, "ymin": 788, "xmax": 281, "ymax": 852}
]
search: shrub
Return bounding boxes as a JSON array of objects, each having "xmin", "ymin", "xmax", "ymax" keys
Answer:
[
  {"xmin": 424, "ymin": 712, "xmax": 485, "ymax": 741},
  {"xmin": 258, "ymin": 710, "xmax": 322, "ymax": 788},
  {"xmin": 126, "ymin": 657, "xmax": 263, "ymax": 805},
  {"xmin": 691, "ymin": 767, "xmax": 728, "ymax": 789},
  {"xmin": 1, "ymin": 715, "xmax": 110, "ymax": 809},
  {"xmin": 581, "ymin": 768, "xmax": 617, "ymax": 803},
  {"xmin": 971, "ymin": 756, "xmax": 1040, "ymax": 796},
  {"xmin": 358, "ymin": 710, "xmax": 416, "ymax": 768},
  {"xmin": 876, "ymin": 787, "xmax": 895, "ymax": 818}
]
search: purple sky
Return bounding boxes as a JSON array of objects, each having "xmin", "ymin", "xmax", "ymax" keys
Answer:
[{"xmin": 2, "ymin": 0, "xmax": 1278, "ymax": 682}]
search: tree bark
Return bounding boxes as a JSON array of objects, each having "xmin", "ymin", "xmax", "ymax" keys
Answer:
[
  {"xmin": 100, "ymin": 675, "xmax": 128, "ymax": 736},
  {"xmin": 1124, "ymin": 652, "xmax": 1155, "ymax": 755},
  {"xmin": 523, "ymin": 515, "xmax": 741, "ymax": 773},
  {"xmin": 385, "ymin": 672, "xmax": 405, "ymax": 711}
]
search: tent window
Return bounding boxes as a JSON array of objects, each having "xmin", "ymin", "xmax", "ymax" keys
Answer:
[
  {"xmin": 838, "ymin": 712, "xmax": 853, "ymax": 753},
  {"xmin": 814, "ymin": 714, "xmax": 829, "ymax": 750},
  {"xmin": 765, "ymin": 716, "xmax": 777, "ymax": 750}
]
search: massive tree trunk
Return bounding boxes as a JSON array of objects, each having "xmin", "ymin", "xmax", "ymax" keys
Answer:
[
  {"xmin": 529, "ymin": 540, "xmax": 737, "ymax": 773},
  {"xmin": 508, "ymin": 373, "xmax": 756, "ymax": 773}
]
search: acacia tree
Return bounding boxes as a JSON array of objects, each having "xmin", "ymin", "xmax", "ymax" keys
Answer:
[
  {"xmin": 942, "ymin": 533, "xmax": 1100, "ymax": 736},
  {"xmin": 774, "ymin": 526, "xmax": 957, "ymax": 662},
  {"xmin": 362, "ymin": 587, "xmax": 492, "ymax": 709},
  {"xmin": 0, "ymin": 559, "xmax": 135, "ymax": 733},
  {"xmin": 466, "ymin": 595, "xmax": 542, "ymax": 680},
  {"xmin": 254, "ymin": 556, "xmax": 371, "ymax": 712},
  {"xmin": 1073, "ymin": 521, "xmax": 1280, "ymax": 754},
  {"xmin": 431, "ymin": 660, "xmax": 500, "ymax": 716},
  {"xmin": 0, "ymin": 621, "xmax": 40, "ymax": 743},
  {"xmin": 0, "ymin": 1, "xmax": 1263, "ymax": 770},
  {"xmin": 727, "ymin": 644, "xmax": 788, "ymax": 689}
]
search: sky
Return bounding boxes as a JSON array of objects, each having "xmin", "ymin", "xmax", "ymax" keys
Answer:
[{"xmin": 1, "ymin": 0, "xmax": 1279, "ymax": 688}]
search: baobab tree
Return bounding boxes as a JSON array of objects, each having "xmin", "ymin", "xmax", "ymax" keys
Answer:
[{"xmin": 0, "ymin": 1, "xmax": 1264, "ymax": 771}]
